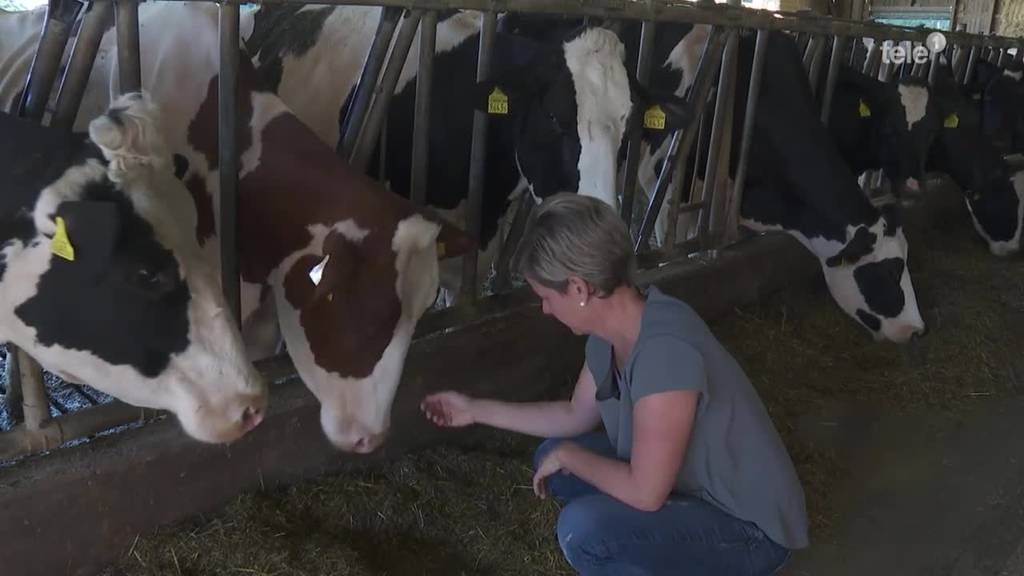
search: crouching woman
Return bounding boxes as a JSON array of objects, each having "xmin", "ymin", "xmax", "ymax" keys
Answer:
[{"xmin": 421, "ymin": 193, "xmax": 808, "ymax": 575}]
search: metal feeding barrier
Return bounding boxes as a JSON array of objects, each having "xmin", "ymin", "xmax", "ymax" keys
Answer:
[{"xmin": 2, "ymin": 0, "xmax": 1021, "ymax": 462}]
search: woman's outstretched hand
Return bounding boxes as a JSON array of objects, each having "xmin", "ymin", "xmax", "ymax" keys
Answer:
[{"xmin": 420, "ymin": 391, "xmax": 476, "ymax": 427}]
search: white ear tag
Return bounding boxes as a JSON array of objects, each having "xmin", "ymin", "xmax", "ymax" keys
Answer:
[{"xmin": 309, "ymin": 254, "xmax": 330, "ymax": 286}]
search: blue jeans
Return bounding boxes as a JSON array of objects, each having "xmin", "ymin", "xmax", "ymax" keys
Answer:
[{"xmin": 535, "ymin": 432, "xmax": 792, "ymax": 576}]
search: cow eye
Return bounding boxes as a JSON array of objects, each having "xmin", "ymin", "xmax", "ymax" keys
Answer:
[
  {"xmin": 548, "ymin": 111, "xmax": 565, "ymax": 130},
  {"xmin": 135, "ymin": 265, "xmax": 174, "ymax": 291}
]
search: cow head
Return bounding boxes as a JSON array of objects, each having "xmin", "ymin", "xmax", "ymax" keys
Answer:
[
  {"xmin": 273, "ymin": 211, "xmax": 444, "ymax": 454},
  {"xmin": 820, "ymin": 206, "xmax": 925, "ymax": 342},
  {"xmin": 963, "ymin": 171, "xmax": 1024, "ymax": 256},
  {"xmin": 967, "ymin": 60, "xmax": 1024, "ymax": 155},
  {"xmin": 0, "ymin": 95, "xmax": 267, "ymax": 443},
  {"xmin": 181, "ymin": 57, "xmax": 473, "ymax": 454},
  {"xmin": 474, "ymin": 26, "xmax": 687, "ymax": 208},
  {"xmin": 930, "ymin": 64, "xmax": 1023, "ymax": 256},
  {"xmin": 837, "ymin": 70, "xmax": 940, "ymax": 195}
]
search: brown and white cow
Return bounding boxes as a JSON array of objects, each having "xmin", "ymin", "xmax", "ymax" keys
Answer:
[{"xmin": 0, "ymin": 3, "xmax": 473, "ymax": 453}]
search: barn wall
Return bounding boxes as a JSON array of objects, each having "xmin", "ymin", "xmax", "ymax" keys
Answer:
[
  {"xmin": 956, "ymin": 0, "xmax": 997, "ymax": 32},
  {"xmin": 994, "ymin": 0, "xmax": 1024, "ymax": 37},
  {"xmin": 872, "ymin": 0, "xmax": 953, "ymax": 8}
]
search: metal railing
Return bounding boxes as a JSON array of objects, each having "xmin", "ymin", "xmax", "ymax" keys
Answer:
[{"xmin": 3, "ymin": 0, "xmax": 1022, "ymax": 462}]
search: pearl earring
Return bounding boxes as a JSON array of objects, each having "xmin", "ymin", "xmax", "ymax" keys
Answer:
[{"xmin": 579, "ymin": 301, "xmax": 586, "ymax": 307}]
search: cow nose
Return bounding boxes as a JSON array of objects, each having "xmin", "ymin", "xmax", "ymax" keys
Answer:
[
  {"xmin": 911, "ymin": 324, "xmax": 929, "ymax": 340},
  {"xmin": 351, "ymin": 432, "xmax": 386, "ymax": 454},
  {"xmin": 239, "ymin": 402, "xmax": 265, "ymax": 433}
]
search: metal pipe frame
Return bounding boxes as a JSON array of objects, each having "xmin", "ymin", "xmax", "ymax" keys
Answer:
[
  {"xmin": 338, "ymin": 6, "xmax": 403, "ymax": 159},
  {"xmin": 730, "ymin": 28, "xmax": 768, "ymax": 242},
  {"xmin": 962, "ymin": 45, "xmax": 979, "ymax": 86},
  {"xmin": 848, "ymin": 36, "xmax": 861, "ymax": 68},
  {"xmin": 19, "ymin": 349, "xmax": 49, "ymax": 432},
  {"xmin": 216, "ymin": 0, "xmax": 1024, "ymax": 51},
  {"xmin": 952, "ymin": 44, "xmax": 968, "ymax": 83},
  {"xmin": 796, "ymin": 32, "xmax": 811, "ymax": 57},
  {"xmin": 51, "ymin": 0, "xmax": 114, "ymax": 130},
  {"xmin": 350, "ymin": 9, "xmax": 423, "ymax": 173},
  {"xmin": 490, "ymin": 191, "xmax": 535, "ymax": 293},
  {"xmin": 877, "ymin": 41, "xmax": 894, "ymax": 82},
  {"xmin": 806, "ymin": 35, "xmax": 827, "ymax": 98},
  {"xmin": 619, "ymin": 19, "xmax": 657, "ymax": 233},
  {"xmin": 410, "ymin": 10, "xmax": 438, "ymax": 207},
  {"xmin": 17, "ymin": 0, "xmax": 83, "ymax": 121},
  {"xmin": 635, "ymin": 27, "xmax": 729, "ymax": 254},
  {"xmin": 219, "ymin": 2, "xmax": 241, "ymax": 323},
  {"xmin": 700, "ymin": 28, "xmax": 738, "ymax": 249},
  {"xmin": 998, "ymin": 48, "xmax": 1012, "ymax": 68},
  {"xmin": 687, "ymin": 111, "xmax": 711, "ymax": 245},
  {"xmin": 0, "ymin": 401, "xmax": 157, "ymax": 462},
  {"xmin": 2, "ymin": 347, "xmax": 24, "ymax": 425},
  {"xmin": 661, "ymin": 131, "xmax": 697, "ymax": 251},
  {"xmin": 460, "ymin": 11, "xmax": 498, "ymax": 301},
  {"xmin": 114, "ymin": 0, "xmax": 141, "ymax": 93},
  {"xmin": 862, "ymin": 40, "xmax": 882, "ymax": 77},
  {"xmin": 802, "ymin": 34, "xmax": 821, "ymax": 72},
  {"xmin": 928, "ymin": 47, "xmax": 941, "ymax": 86},
  {"xmin": 821, "ymin": 35, "xmax": 846, "ymax": 124},
  {"xmin": 662, "ymin": 24, "xmax": 723, "ymax": 252}
]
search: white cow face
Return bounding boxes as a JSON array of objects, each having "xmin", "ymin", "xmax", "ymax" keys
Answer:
[
  {"xmin": 0, "ymin": 94, "xmax": 267, "ymax": 444},
  {"xmin": 820, "ymin": 213, "xmax": 926, "ymax": 343}
]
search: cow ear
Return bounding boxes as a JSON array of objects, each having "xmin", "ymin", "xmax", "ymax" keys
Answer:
[
  {"xmin": 303, "ymin": 239, "xmax": 357, "ymax": 308},
  {"xmin": 825, "ymin": 226, "xmax": 877, "ymax": 268},
  {"xmin": 838, "ymin": 66, "xmax": 892, "ymax": 108},
  {"xmin": 433, "ymin": 218, "xmax": 477, "ymax": 261},
  {"xmin": 49, "ymin": 201, "xmax": 121, "ymax": 275},
  {"xmin": 628, "ymin": 77, "xmax": 691, "ymax": 135},
  {"xmin": 473, "ymin": 77, "xmax": 530, "ymax": 117},
  {"xmin": 88, "ymin": 92, "xmax": 171, "ymax": 182},
  {"xmin": 409, "ymin": 206, "xmax": 477, "ymax": 260}
]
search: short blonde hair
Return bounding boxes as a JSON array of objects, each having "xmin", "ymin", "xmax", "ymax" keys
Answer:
[{"xmin": 515, "ymin": 193, "xmax": 635, "ymax": 296}]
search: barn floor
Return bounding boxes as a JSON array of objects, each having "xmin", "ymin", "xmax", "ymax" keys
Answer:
[{"xmin": 94, "ymin": 179, "xmax": 1024, "ymax": 576}]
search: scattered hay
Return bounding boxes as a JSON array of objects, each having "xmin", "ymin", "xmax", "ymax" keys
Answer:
[
  {"xmin": 101, "ymin": 431, "xmax": 572, "ymax": 576},
  {"xmin": 101, "ymin": 210, "xmax": 1022, "ymax": 575}
]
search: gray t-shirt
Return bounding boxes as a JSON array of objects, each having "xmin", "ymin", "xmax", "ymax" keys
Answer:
[{"xmin": 586, "ymin": 286, "xmax": 809, "ymax": 550}]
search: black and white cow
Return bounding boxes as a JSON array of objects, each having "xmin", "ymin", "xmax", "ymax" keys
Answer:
[
  {"xmin": 815, "ymin": 64, "xmax": 942, "ymax": 201},
  {"xmin": 965, "ymin": 59, "xmax": 1024, "ymax": 157},
  {"xmin": 806, "ymin": 53, "xmax": 1021, "ymax": 256},
  {"xmin": 0, "ymin": 94, "xmax": 267, "ymax": 443},
  {"xmin": 245, "ymin": 6, "xmax": 686, "ymax": 297},
  {"xmin": 499, "ymin": 17, "xmax": 926, "ymax": 342},
  {"xmin": 927, "ymin": 60, "xmax": 1023, "ymax": 255}
]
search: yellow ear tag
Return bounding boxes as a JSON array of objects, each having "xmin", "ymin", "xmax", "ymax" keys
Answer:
[
  {"xmin": 944, "ymin": 113, "xmax": 960, "ymax": 128},
  {"xmin": 643, "ymin": 105, "xmax": 667, "ymax": 130},
  {"xmin": 858, "ymin": 99, "xmax": 872, "ymax": 118},
  {"xmin": 487, "ymin": 87, "xmax": 509, "ymax": 115},
  {"xmin": 436, "ymin": 240, "xmax": 447, "ymax": 258},
  {"xmin": 50, "ymin": 216, "xmax": 76, "ymax": 262}
]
